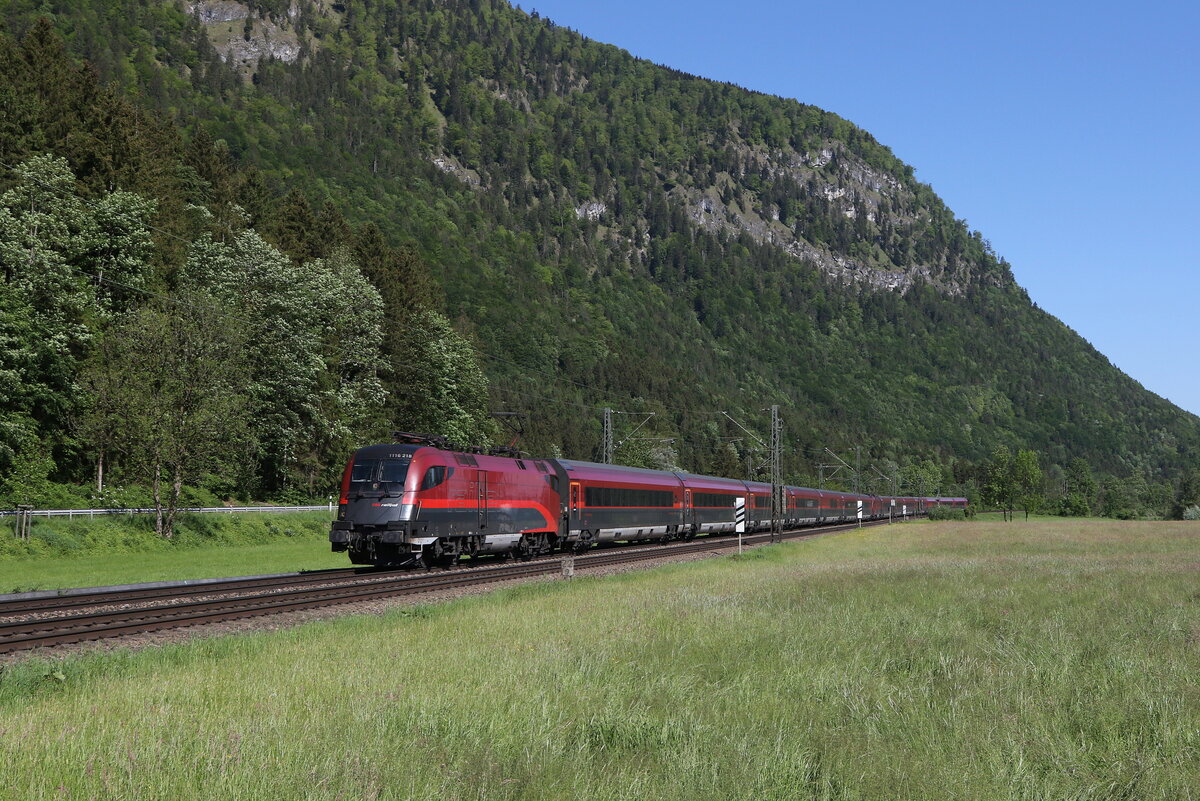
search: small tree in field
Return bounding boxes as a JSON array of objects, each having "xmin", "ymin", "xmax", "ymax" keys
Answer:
[
  {"xmin": 983, "ymin": 446, "xmax": 1015, "ymax": 520},
  {"xmin": 984, "ymin": 447, "xmax": 1041, "ymax": 521},
  {"xmin": 1012, "ymin": 449, "xmax": 1043, "ymax": 520}
]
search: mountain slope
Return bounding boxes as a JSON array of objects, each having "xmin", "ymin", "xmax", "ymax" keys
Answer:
[{"xmin": 3, "ymin": 0, "xmax": 1196, "ymax": 490}]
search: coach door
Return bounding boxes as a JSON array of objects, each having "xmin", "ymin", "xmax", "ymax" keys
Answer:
[
  {"xmin": 477, "ymin": 470, "xmax": 488, "ymax": 530},
  {"xmin": 683, "ymin": 489, "xmax": 693, "ymax": 532},
  {"xmin": 569, "ymin": 482, "xmax": 581, "ymax": 532},
  {"xmin": 465, "ymin": 469, "xmax": 488, "ymax": 532}
]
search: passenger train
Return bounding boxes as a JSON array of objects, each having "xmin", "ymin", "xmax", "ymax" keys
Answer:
[{"xmin": 329, "ymin": 434, "xmax": 967, "ymax": 567}]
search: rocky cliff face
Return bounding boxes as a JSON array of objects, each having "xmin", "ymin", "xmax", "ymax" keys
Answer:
[
  {"xmin": 676, "ymin": 144, "xmax": 960, "ymax": 294},
  {"xmin": 186, "ymin": 1, "xmax": 302, "ymax": 67}
]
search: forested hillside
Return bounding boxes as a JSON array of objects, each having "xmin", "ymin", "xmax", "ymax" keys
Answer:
[{"xmin": 1, "ymin": 0, "xmax": 1197, "ymax": 519}]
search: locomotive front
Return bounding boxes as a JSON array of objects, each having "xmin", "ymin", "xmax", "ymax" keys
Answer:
[{"xmin": 329, "ymin": 444, "xmax": 433, "ymax": 565}]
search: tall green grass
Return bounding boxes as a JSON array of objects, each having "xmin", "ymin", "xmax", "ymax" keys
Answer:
[
  {"xmin": 2, "ymin": 520, "xmax": 1198, "ymax": 799},
  {"xmin": 0, "ymin": 512, "xmax": 338, "ymax": 592}
]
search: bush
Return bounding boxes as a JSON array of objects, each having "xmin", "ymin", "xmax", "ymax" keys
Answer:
[
  {"xmin": 1183, "ymin": 505, "xmax": 1200, "ymax": 521},
  {"xmin": 927, "ymin": 506, "xmax": 968, "ymax": 521}
]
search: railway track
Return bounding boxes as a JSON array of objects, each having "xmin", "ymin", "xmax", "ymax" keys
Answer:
[{"xmin": 0, "ymin": 518, "xmax": 905, "ymax": 655}]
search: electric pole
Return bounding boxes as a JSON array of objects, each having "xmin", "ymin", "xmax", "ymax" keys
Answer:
[
  {"xmin": 854, "ymin": 446, "xmax": 861, "ymax": 494},
  {"xmin": 600, "ymin": 408, "xmax": 654, "ymax": 464},
  {"xmin": 602, "ymin": 407, "xmax": 613, "ymax": 464},
  {"xmin": 720, "ymin": 409, "xmax": 783, "ymax": 539},
  {"xmin": 770, "ymin": 405, "xmax": 783, "ymax": 543}
]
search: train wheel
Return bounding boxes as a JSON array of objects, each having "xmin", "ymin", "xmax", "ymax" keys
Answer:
[
  {"xmin": 515, "ymin": 535, "xmax": 535, "ymax": 561},
  {"xmin": 572, "ymin": 531, "xmax": 594, "ymax": 554},
  {"xmin": 414, "ymin": 540, "xmax": 443, "ymax": 570}
]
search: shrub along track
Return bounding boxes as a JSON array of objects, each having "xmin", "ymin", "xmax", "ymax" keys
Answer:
[{"xmin": 0, "ymin": 518, "xmax": 907, "ymax": 655}]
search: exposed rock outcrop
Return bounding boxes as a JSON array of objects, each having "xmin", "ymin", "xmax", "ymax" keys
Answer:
[{"xmin": 187, "ymin": 1, "xmax": 302, "ymax": 66}]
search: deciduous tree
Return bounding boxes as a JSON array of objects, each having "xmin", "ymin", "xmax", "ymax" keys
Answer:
[
  {"xmin": 983, "ymin": 446, "xmax": 1015, "ymax": 521},
  {"xmin": 80, "ymin": 299, "xmax": 249, "ymax": 537},
  {"xmin": 1012, "ymin": 449, "xmax": 1042, "ymax": 520}
]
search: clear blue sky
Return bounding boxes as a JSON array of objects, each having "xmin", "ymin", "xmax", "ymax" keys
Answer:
[{"xmin": 523, "ymin": 0, "xmax": 1200, "ymax": 416}]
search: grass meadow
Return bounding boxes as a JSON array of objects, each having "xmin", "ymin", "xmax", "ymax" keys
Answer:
[
  {"xmin": 2, "ymin": 519, "xmax": 1199, "ymax": 800},
  {"xmin": 0, "ymin": 512, "xmax": 341, "ymax": 592}
]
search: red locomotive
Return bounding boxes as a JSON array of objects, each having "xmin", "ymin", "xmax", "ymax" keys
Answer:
[{"xmin": 329, "ymin": 434, "xmax": 968, "ymax": 567}]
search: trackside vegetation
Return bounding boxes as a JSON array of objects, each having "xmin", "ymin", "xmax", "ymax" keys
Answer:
[
  {"xmin": 2, "ymin": 520, "xmax": 1198, "ymax": 799},
  {"xmin": 0, "ymin": 512, "xmax": 337, "ymax": 592}
]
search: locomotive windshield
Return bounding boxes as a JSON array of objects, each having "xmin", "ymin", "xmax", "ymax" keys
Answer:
[
  {"xmin": 349, "ymin": 458, "xmax": 410, "ymax": 488},
  {"xmin": 379, "ymin": 460, "xmax": 409, "ymax": 485},
  {"xmin": 350, "ymin": 460, "xmax": 379, "ymax": 483}
]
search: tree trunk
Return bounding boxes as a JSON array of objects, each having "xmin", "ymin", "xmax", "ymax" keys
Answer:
[
  {"xmin": 96, "ymin": 450, "xmax": 104, "ymax": 495},
  {"xmin": 165, "ymin": 464, "xmax": 183, "ymax": 540},
  {"xmin": 153, "ymin": 458, "xmax": 165, "ymax": 537}
]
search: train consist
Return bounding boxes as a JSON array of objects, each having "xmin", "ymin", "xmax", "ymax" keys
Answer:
[{"xmin": 329, "ymin": 434, "xmax": 967, "ymax": 567}]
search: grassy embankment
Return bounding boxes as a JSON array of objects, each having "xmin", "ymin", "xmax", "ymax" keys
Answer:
[
  {"xmin": 0, "ymin": 512, "xmax": 341, "ymax": 593},
  {"xmin": 2, "ymin": 519, "xmax": 1199, "ymax": 799}
]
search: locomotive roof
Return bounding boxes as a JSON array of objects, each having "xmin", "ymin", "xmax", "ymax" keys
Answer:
[{"xmin": 352, "ymin": 443, "xmax": 422, "ymax": 458}]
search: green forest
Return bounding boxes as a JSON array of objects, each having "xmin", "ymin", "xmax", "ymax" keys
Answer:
[{"xmin": 1, "ymin": 0, "xmax": 1197, "ymax": 526}]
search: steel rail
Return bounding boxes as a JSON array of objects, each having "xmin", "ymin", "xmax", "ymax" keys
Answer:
[
  {"xmin": 0, "ymin": 531, "xmax": 734, "ymax": 615},
  {"xmin": 0, "ymin": 567, "xmax": 388, "ymax": 615},
  {"xmin": 0, "ymin": 517, "xmax": 908, "ymax": 655}
]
